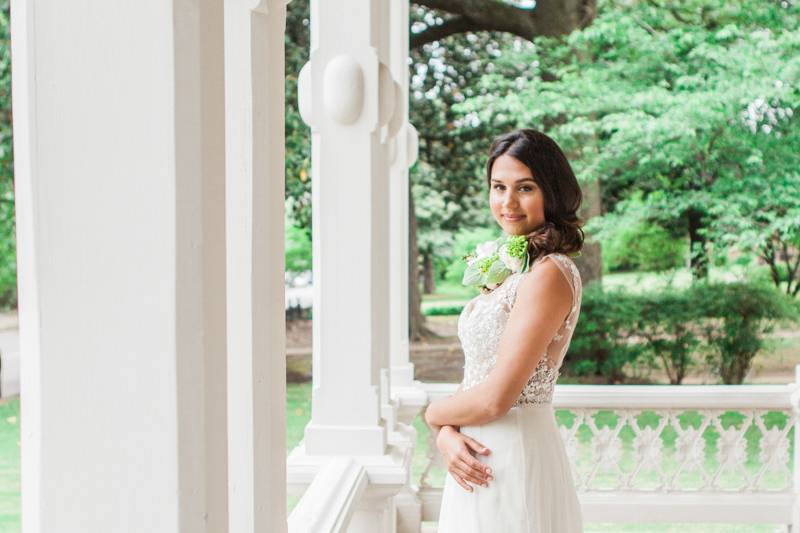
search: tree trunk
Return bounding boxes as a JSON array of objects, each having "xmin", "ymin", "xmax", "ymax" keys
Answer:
[
  {"xmin": 409, "ymin": 187, "xmax": 437, "ymax": 341},
  {"xmin": 422, "ymin": 251, "xmax": 437, "ymax": 294},
  {"xmin": 687, "ymin": 208, "xmax": 709, "ymax": 280},
  {"xmin": 576, "ymin": 178, "xmax": 602, "ymax": 285}
]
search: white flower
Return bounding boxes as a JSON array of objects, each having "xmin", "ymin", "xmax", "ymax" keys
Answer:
[
  {"xmin": 462, "ymin": 236, "xmax": 525, "ymax": 292},
  {"xmin": 475, "ymin": 239, "xmax": 499, "ymax": 258},
  {"xmin": 499, "ymin": 245, "xmax": 523, "ymax": 272}
]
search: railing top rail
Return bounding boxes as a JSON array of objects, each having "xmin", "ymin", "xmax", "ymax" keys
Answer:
[
  {"xmin": 288, "ymin": 458, "xmax": 367, "ymax": 533},
  {"xmin": 419, "ymin": 382, "xmax": 797, "ymax": 410}
]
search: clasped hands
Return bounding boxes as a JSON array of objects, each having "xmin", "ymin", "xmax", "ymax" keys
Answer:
[{"xmin": 434, "ymin": 425, "xmax": 494, "ymax": 492}]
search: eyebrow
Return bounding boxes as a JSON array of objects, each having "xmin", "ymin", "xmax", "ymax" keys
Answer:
[{"xmin": 490, "ymin": 177, "xmax": 536, "ymax": 184}]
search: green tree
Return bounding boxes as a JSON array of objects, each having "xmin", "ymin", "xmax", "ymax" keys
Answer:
[
  {"xmin": 406, "ymin": 2, "xmax": 600, "ymax": 338},
  {"xmin": 283, "ymin": 1, "xmax": 600, "ymax": 339},
  {"xmin": 0, "ymin": 0, "xmax": 15, "ymax": 309},
  {"xmin": 285, "ymin": 222, "xmax": 312, "ymax": 273},
  {"xmin": 455, "ymin": 0, "xmax": 800, "ymax": 281}
]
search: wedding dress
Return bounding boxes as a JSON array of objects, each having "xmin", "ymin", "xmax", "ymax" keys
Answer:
[{"xmin": 437, "ymin": 252, "xmax": 584, "ymax": 533}]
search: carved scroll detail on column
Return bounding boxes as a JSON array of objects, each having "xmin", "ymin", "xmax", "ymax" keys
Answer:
[
  {"xmin": 386, "ymin": 79, "xmax": 404, "ymax": 140},
  {"xmin": 406, "ymin": 123, "xmax": 419, "ymax": 168},
  {"xmin": 323, "ymin": 55, "xmax": 365, "ymax": 125},
  {"xmin": 298, "ymin": 62, "xmax": 313, "ymax": 127},
  {"xmin": 377, "ymin": 62, "xmax": 396, "ymax": 129}
]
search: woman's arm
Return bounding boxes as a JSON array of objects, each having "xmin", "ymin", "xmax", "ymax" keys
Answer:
[
  {"xmin": 425, "ymin": 385, "xmax": 494, "ymax": 492},
  {"xmin": 434, "ymin": 425, "xmax": 493, "ymax": 492},
  {"xmin": 425, "ymin": 384, "xmax": 462, "ymax": 437},
  {"xmin": 424, "ymin": 259, "xmax": 572, "ymax": 428}
]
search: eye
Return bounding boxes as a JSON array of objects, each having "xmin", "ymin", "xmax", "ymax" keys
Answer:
[
  {"xmin": 519, "ymin": 185, "xmax": 533, "ymax": 192},
  {"xmin": 492, "ymin": 183, "xmax": 505, "ymax": 191}
]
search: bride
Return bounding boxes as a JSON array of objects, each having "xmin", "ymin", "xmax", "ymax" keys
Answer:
[{"xmin": 425, "ymin": 128, "xmax": 585, "ymax": 532}]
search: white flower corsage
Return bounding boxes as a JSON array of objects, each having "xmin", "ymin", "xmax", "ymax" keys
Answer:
[{"xmin": 462, "ymin": 234, "xmax": 530, "ymax": 293}]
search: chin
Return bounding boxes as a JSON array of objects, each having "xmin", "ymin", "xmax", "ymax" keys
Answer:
[{"xmin": 498, "ymin": 224, "xmax": 527, "ymax": 236}]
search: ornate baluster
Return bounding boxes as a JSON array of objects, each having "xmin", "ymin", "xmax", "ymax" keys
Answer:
[{"xmin": 419, "ymin": 417, "xmax": 443, "ymax": 490}]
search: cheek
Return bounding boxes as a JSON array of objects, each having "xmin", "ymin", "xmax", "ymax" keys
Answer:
[
  {"xmin": 489, "ymin": 192, "xmax": 502, "ymax": 212},
  {"xmin": 525, "ymin": 194, "xmax": 545, "ymax": 219}
]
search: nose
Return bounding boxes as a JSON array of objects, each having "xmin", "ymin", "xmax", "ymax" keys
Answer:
[{"xmin": 503, "ymin": 190, "xmax": 519, "ymax": 209}]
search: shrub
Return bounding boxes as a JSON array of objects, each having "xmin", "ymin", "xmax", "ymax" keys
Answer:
[
  {"xmin": 634, "ymin": 290, "xmax": 702, "ymax": 384},
  {"xmin": 566, "ymin": 282, "xmax": 648, "ymax": 384},
  {"xmin": 567, "ymin": 280, "xmax": 798, "ymax": 385},
  {"xmin": 424, "ymin": 305, "xmax": 465, "ymax": 317},
  {"xmin": 691, "ymin": 281, "xmax": 798, "ymax": 384}
]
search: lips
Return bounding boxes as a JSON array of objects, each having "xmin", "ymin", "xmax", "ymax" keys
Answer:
[{"xmin": 503, "ymin": 214, "xmax": 525, "ymax": 221}]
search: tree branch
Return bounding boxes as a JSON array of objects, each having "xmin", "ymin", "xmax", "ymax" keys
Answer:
[
  {"xmin": 410, "ymin": 16, "xmax": 487, "ymax": 49},
  {"xmin": 410, "ymin": 0, "xmax": 596, "ymax": 49},
  {"xmin": 762, "ymin": 239, "xmax": 781, "ymax": 288}
]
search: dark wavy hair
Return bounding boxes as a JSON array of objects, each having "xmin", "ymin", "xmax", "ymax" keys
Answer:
[{"xmin": 485, "ymin": 129, "xmax": 584, "ymax": 262}]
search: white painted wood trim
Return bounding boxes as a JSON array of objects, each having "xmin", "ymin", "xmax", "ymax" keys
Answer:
[
  {"xmin": 419, "ymin": 488, "xmax": 794, "ymax": 524},
  {"xmin": 421, "ymin": 382, "xmax": 796, "ymax": 409},
  {"xmin": 288, "ymin": 458, "xmax": 368, "ymax": 533},
  {"xmin": 224, "ymin": 1, "xmax": 288, "ymax": 532}
]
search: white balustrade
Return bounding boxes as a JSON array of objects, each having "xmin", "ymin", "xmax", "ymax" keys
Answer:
[{"xmin": 417, "ymin": 380, "xmax": 800, "ymax": 527}]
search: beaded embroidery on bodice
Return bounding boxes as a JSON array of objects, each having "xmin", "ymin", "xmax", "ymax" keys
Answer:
[{"xmin": 457, "ymin": 253, "xmax": 583, "ymax": 406}]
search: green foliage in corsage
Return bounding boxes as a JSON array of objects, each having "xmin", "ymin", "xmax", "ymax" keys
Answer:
[{"xmin": 462, "ymin": 234, "xmax": 530, "ymax": 292}]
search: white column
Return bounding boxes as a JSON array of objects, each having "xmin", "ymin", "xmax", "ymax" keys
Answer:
[
  {"xmin": 298, "ymin": 0, "xmax": 400, "ymax": 457},
  {"xmin": 386, "ymin": 7, "xmax": 424, "ymax": 532},
  {"xmin": 11, "ymin": 1, "xmax": 227, "ymax": 532},
  {"xmin": 388, "ymin": 0, "xmax": 414, "ymax": 389},
  {"xmin": 224, "ymin": 1, "xmax": 288, "ymax": 533},
  {"xmin": 388, "ymin": 1, "xmax": 424, "ymax": 415},
  {"xmin": 289, "ymin": 1, "xmax": 409, "ymax": 531}
]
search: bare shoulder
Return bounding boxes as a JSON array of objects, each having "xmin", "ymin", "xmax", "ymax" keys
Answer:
[{"xmin": 514, "ymin": 255, "xmax": 573, "ymax": 319}]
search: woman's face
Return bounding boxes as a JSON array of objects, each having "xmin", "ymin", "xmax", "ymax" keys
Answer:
[{"xmin": 489, "ymin": 154, "xmax": 546, "ymax": 236}]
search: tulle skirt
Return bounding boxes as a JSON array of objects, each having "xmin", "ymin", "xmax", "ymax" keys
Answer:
[{"xmin": 437, "ymin": 403, "xmax": 583, "ymax": 533}]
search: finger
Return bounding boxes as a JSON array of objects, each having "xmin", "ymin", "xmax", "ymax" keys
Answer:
[
  {"xmin": 456, "ymin": 468, "xmax": 489, "ymax": 487},
  {"xmin": 464, "ymin": 436, "xmax": 491, "ymax": 456},
  {"xmin": 453, "ymin": 463, "xmax": 489, "ymax": 487},
  {"xmin": 450, "ymin": 471, "xmax": 473, "ymax": 492},
  {"xmin": 458, "ymin": 452, "xmax": 492, "ymax": 481},
  {"xmin": 451, "ymin": 465, "xmax": 484, "ymax": 489}
]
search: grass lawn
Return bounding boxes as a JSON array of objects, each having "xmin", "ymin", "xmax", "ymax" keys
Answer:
[
  {"xmin": 0, "ymin": 398, "xmax": 19, "ymax": 533},
  {"xmin": 0, "ymin": 387, "xmax": 789, "ymax": 531}
]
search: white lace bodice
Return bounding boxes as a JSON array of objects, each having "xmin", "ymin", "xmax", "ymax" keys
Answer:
[{"xmin": 457, "ymin": 252, "xmax": 583, "ymax": 406}]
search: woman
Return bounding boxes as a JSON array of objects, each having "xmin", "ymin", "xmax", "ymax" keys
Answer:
[{"xmin": 425, "ymin": 128, "xmax": 585, "ymax": 532}]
